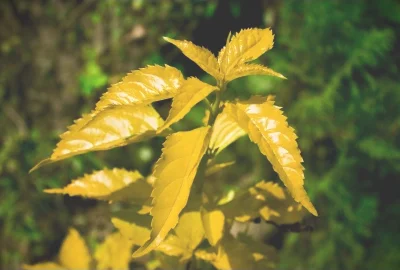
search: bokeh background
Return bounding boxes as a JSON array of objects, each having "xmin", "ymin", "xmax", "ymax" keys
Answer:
[{"xmin": 1, "ymin": 0, "xmax": 399, "ymax": 269}]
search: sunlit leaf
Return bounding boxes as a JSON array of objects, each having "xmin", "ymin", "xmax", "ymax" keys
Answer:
[
  {"xmin": 226, "ymin": 63, "xmax": 286, "ymax": 82},
  {"xmin": 201, "ymin": 208, "xmax": 225, "ymax": 246},
  {"xmin": 157, "ymin": 211, "xmax": 205, "ymax": 260},
  {"xmin": 95, "ymin": 65, "xmax": 184, "ymax": 110},
  {"xmin": 205, "ymin": 161, "xmax": 235, "ymax": 176},
  {"xmin": 59, "ymin": 228, "xmax": 91, "ymax": 270},
  {"xmin": 209, "ymin": 108, "xmax": 246, "ymax": 154},
  {"xmin": 111, "ymin": 210, "xmax": 152, "ymax": 246},
  {"xmin": 31, "ymin": 105, "xmax": 164, "ymax": 171},
  {"xmin": 133, "ymin": 127, "xmax": 211, "ymax": 258},
  {"xmin": 218, "ymin": 28, "xmax": 274, "ymax": 75},
  {"xmin": 224, "ymin": 98, "xmax": 318, "ymax": 216},
  {"xmin": 158, "ymin": 78, "xmax": 217, "ymax": 133},
  {"xmin": 94, "ymin": 232, "xmax": 133, "ymax": 270},
  {"xmin": 23, "ymin": 263, "xmax": 64, "ymax": 270},
  {"xmin": 163, "ymin": 37, "xmax": 222, "ymax": 80},
  {"xmin": 44, "ymin": 169, "xmax": 151, "ymax": 205}
]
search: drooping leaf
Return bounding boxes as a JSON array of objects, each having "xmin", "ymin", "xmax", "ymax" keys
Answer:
[
  {"xmin": 44, "ymin": 169, "xmax": 151, "ymax": 205},
  {"xmin": 23, "ymin": 263, "xmax": 64, "ymax": 270},
  {"xmin": 209, "ymin": 108, "xmax": 246, "ymax": 154},
  {"xmin": 201, "ymin": 208, "xmax": 225, "ymax": 246},
  {"xmin": 224, "ymin": 98, "xmax": 318, "ymax": 216},
  {"xmin": 59, "ymin": 228, "xmax": 91, "ymax": 270},
  {"xmin": 111, "ymin": 210, "xmax": 152, "ymax": 246},
  {"xmin": 31, "ymin": 105, "xmax": 164, "ymax": 171},
  {"xmin": 95, "ymin": 65, "xmax": 184, "ymax": 110},
  {"xmin": 133, "ymin": 126, "xmax": 211, "ymax": 258},
  {"xmin": 94, "ymin": 232, "xmax": 133, "ymax": 270},
  {"xmin": 157, "ymin": 211, "xmax": 205, "ymax": 260},
  {"xmin": 157, "ymin": 78, "xmax": 217, "ymax": 133},
  {"xmin": 226, "ymin": 63, "xmax": 286, "ymax": 82},
  {"xmin": 218, "ymin": 28, "xmax": 274, "ymax": 75},
  {"xmin": 163, "ymin": 37, "xmax": 222, "ymax": 80},
  {"xmin": 205, "ymin": 161, "xmax": 235, "ymax": 176}
]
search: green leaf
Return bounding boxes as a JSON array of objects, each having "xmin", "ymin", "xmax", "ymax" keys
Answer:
[{"xmin": 133, "ymin": 127, "xmax": 211, "ymax": 258}]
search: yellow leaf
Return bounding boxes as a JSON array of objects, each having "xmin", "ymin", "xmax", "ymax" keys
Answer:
[
  {"xmin": 95, "ymin": 65, "xmax": 184, "ymax": 111},
  {"xmin": 163, "ymin": 37, "xmax": 222, "ymax": 80},
  {"xmin": 23, "ymin": 262, "xmax": 65, "ymax": 269},
  {"xmin": 157, "ymin": 78, "xmax": 218, "ymax": 133},
  {"xmin": 196, "ymin": 235, "xmax": 277, "ymax": 270},
  {"xmin": 44, "ymin": 169, "xmax": 151, "ymax": 204},
  {"xmin": 201, "ymin": 208, "xmax": 225, "ymax": 246},
  {"xmin": 224, "ymin": 98, "xmax": 318, "ymax": 216},
  {"xmin": 59, "ymin": 228, "xmax": 91, "ymax": 270},
  {"xmin": 133, "ymin": 127, "xmax": 211, "ymax": 258},
  {"xmin": 157, "ymin": 211, "xmax": 205, "ymax": 260},
  {"xmin": 218, "ymin": 28, "xmax": 274, "ymax": 75},
  {"xmin": 256, "ymin": 181, "xmax": 306, "ymax": 224},
  {"xmin": 111, "ymin": 210, "xmax": 152, "ymax": 246},
  {"xmin": 205, "ymin": 161, "xmax": 235, "ymax": 176},
  {"xmin": 226, "ymin": 63, "xmax": 286, "ymax": 82},
  {"xmin": 31, "ymin": 105, "xmax": 164, "ymax": 171},
  {"xmin": 195, "ymin": 236, "xmax": 253, "ymax": 270},
  {"xmin": 221, "ymin": 188, "xmax": 264, "ymax": 222},
  {"xmin": 95, "ymin": 232, "xmax": 133, "ymax": 270},
  {"xmin": 209, "ymin": 108, "xmax": 246, "ymax": 154}
]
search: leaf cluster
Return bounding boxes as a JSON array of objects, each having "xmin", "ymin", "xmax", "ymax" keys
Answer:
[{"xmin": 29, "ymin": 28, "xmax": 317, "ymax": 269}]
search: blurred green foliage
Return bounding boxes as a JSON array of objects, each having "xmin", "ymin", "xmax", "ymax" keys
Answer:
[{"xmin": 0, "ymin": 0, "xmax": 399, "ymax": 269}]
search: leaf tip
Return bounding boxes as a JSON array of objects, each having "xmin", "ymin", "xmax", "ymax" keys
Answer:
[{"xmin": 29, "ymin": 158, "xmax": 52, "ymax": 173}]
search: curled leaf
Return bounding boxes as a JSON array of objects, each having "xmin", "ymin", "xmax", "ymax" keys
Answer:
[
  {"xmin": 133, "ymin": 127, "xmax": 211, "ymax": 258},
  {"xmin": 225, "ymin": 98, "xmax": 317, "ymax": 216},
  {"xmin": 209, "ymin": 108, "xmax": 246, "ymax": 154},
  {"xmin": 31, "ymin": 105, "xmax": 164, "ymax": 171},
  {"xmin": 44, "ymin": 168, "xmax": 151, "ymax": 205},
  {"xmin": 95, "ymin": 65, "xmax": 184, "ymax": 110},
  {"xmin": 158, "ymin": 78, "xmax": 218, "ymax": 133},
  {"xmin": 163, "ymin": 37, "xmax": 222, "ymax": 80}
]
